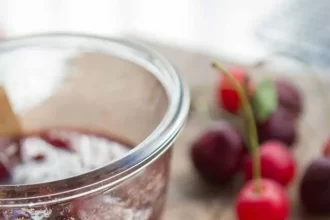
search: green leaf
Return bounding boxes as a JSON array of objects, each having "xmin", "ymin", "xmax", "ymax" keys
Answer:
[{"xmin": 252, "ymin": 80, "xmax": 277, "ymax": 122}]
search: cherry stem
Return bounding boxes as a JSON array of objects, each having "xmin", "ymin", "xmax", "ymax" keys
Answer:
[{"xmin": 211, "ymin": 62, "xmax": 261, "ymax": 193}]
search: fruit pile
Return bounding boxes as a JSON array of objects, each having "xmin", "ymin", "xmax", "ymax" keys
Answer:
[{"xmin": 190, "ymin": 63, "xmax": 330, "ymax": 219}]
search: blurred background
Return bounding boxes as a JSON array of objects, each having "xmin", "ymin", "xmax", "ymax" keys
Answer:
[{"xmin": 0, "ymin": 0, "xmax": 329, "ymax": 66}]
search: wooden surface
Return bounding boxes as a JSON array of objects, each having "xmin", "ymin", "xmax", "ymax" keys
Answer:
[{"xmin": 143, "ymin": 42, "xmax": 330, "ymax": 220}]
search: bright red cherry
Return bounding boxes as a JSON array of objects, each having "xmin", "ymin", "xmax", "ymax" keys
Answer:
[
  {"xmin": 244, "ymin": 141, "xmax": 296, "ymax": 187},
  {"xmin": 217, "ymin": 68, "xmax": 253, "ymax": 113},
  {"xmin": 236, "ymin": 179, "xmax": 290, "ymax": 220}
]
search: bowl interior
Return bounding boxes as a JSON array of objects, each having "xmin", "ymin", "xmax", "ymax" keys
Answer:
[{"xmin": 0, "ymin": 38, "xmax": 169, "ymax": 146}]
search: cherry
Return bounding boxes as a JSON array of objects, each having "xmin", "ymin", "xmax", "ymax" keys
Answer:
[
  {"xmin": 236, "ymin": 179, "xmax": 290, "ymax": 220},
  {"xmin": 191, "ymin": 121, "xmax": 245, "ymax": 184},
  {"xmin": 275, "ymin": 79, "xmax": 302, "ymax": 117},
  {"xmin": 257, "ymin": 107, "xmax": 297, "ymax": 146},
  {"xmin": 299, "ymin": 157, "xmax": 330, "ymax": 214},
  {"xmin": 217, "ymin": 68, "xmax": 254, "ymax": 113},
  {"xmin": 212, "ymin": 63, "xmax": 289, "ymax": 219},
  {"xmin": 244, "ymin": 141, "xmax": 296, "ymax": 187}
]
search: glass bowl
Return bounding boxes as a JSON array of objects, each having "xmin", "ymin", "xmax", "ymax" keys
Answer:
[{"xmin": 0, "ymin": 33, "xmax": 190, "ymax": 220}]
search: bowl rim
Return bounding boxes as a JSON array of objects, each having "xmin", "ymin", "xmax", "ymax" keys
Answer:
[{"xmin": 0, "ymin": 33, "xmax": 190, "ymax": 206}]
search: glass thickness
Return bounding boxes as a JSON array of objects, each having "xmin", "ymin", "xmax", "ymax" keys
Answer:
[{"xmin": 0, "ymin": 34, "xmax": 190, "ymax": 220}]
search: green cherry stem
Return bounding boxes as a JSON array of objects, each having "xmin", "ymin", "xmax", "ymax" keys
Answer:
[{"xmin": 211, "ymin": 62, "xmax": 261, "ymax": 193}]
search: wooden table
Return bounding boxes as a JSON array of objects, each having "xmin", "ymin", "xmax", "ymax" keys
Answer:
[{"xmin": 142, "ymin": 41, "xmax": 330, "ymax": 220}]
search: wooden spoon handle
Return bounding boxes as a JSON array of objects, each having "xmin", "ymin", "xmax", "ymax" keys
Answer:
[{"xmin": 0, "ymin": 87, "xmax": 21, "ymax": 137}]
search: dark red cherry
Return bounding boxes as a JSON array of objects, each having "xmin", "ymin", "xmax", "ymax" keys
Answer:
[
  {"xmin": 299, "ymin": 157, "xmax": 330, "ymax": 214},
  {"xmin": 275, "ymin": 79, "xmax": 303, "ymax": 118},
  {"xmin": 257, "ymin": 107, "xmax": 297, "ymax": 146},
  {"xmin": 191, "ymin": 121, "xmax": 245, "ymax": 184}
]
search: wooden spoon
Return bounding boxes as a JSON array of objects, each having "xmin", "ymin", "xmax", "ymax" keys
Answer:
[{"xmin": 0, "ymin": 86, "xmax": 21, "ymax": 137}]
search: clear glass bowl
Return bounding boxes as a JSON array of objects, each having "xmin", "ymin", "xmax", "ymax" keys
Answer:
[{"xmin": 0, "ymin": 33, "xmax": 190, "ymax": 220}]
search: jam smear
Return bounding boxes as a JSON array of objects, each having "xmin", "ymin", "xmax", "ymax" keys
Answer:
[
  {"xmin": 0, "ymin": 128, "xmax": 166, "ymax": 220},
  {"xmin": 0, "ymin": 128, "xmax": 131, "ymax": 185},
  {"xmin": 40, "ymin": 131, "xmax": 74, "ymax": 152}
]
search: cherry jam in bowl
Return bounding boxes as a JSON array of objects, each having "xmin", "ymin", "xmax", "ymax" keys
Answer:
[{"xmin": 0, "ymin": 34, "xmax": 190, "ymax": 220}]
